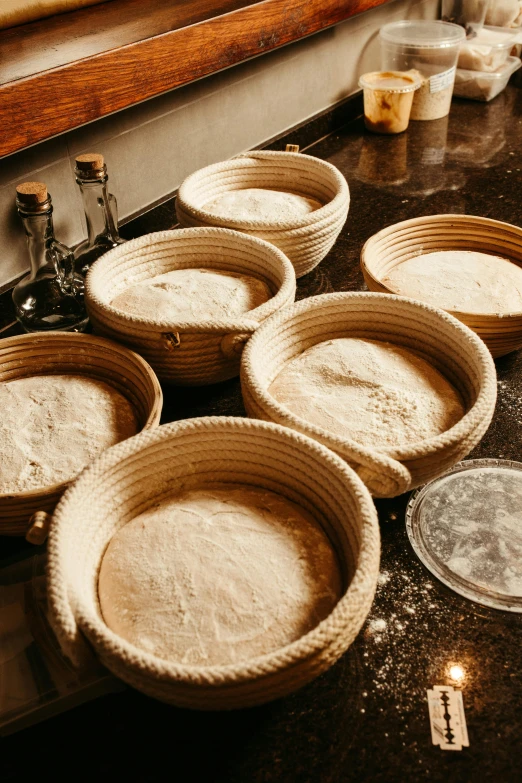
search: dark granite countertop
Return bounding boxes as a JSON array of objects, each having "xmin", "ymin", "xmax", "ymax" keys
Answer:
[{"xmin": 2, "ymin": 87, "xmax": 522, "ymax": 782}]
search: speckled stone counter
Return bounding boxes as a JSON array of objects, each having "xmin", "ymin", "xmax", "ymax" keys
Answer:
[{"xmin": 2, "ymin": 87, "xmax": 522, "ymax": 782}]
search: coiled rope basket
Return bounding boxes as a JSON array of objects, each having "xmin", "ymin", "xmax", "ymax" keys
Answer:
[
  {"xmin": 0, "ymin": 332, "xmax": 162, "ymax": 536},
  {"xmin": 86, "ymin": 227, "xmax": 296, "ymax": 386},
  {"xmin": 175, "ymin": 150, "xmax": 350, "ymax": 278},
  {"xmin": 361, "ymin": 214, "xmax": 522, "ymax": 357},
  {"xmin": 241, "ymin": 292, "xmax": 497, "ymax": 498},
  {"xmin": 47, "ymin": 417, "xmax": 380, "ymax": 710}
]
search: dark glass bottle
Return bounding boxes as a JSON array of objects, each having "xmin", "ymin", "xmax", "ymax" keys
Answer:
[
  {"xmin": 73, "ymin": 153, "xmax": 124, "ymax": 276},
  {"xmin": 12, "ymin": 182, "xmax": 88, "ymax": 333}
]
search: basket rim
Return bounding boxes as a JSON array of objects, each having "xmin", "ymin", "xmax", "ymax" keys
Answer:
[
  {"xmin": 240, "ymin": 291, "xmax": 497, "ymax": 464},
  {"xmin": 360, "ymin": 213, "xmax": 522, "ymax": 319},
  {"xmin": 0, "ymin": 331, "xmax": 162, "ymax": 502},
  {"xmin": 86, "ymin": 226, "xmax": 296, "ymax": 334},
  {"xmin": 48, "ymin": 416, "xmax": 380, "ymax": 686},
  {"xmin": 176, "ymin": 150, "xmax": 350, "ymax": 230}
]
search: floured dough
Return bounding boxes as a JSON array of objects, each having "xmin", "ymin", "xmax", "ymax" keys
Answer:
[
  {"xmin": 111, "ymin": 268, "xmax": 272, "ymax": 321},
  {"xmin": 203, "ymin": 188, "xmax": 323, "ymax": 222},
  {"xmin": 98, "ymin": 485, "xmax": 342, "ymax": 666},
  {"xmin": 268, "ymin": 338, "xmax": 464, "ymax": 451},
  {"xmin": 0, "ymin": 375, "xmax": 138, "ymax": 494},
  {"xmin": 382, "ymin": 250, "xmax": 522, "ymax": 314}
]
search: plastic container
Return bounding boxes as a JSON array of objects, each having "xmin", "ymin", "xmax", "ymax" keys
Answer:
[
  {"xmin": 442, "ymin": 0, "xmax": 489, "ymax": 35},
  {"xmin": 359, "ymin": 70, "xmax": 422, "ymax": 134},
  {"xmin": 380, "ymin": 21, "xmax": 466, "ymax": 120},
  {"xmin": 457, "ymin": 25, "xmax": 517, "ymax": 72},
  {"xmin": 453, "ymin": 55, "xmax": 522, "ymax": 101},
  {"xmin": 406, "ymin": 459, "xmax": 522, "ymax": 612},
  {"xmin": 485, "ymin": 0, "xmax": 522, "ymax": 29}
]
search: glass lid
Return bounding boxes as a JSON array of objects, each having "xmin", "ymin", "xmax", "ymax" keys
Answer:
[{"xmin": 406, "ymin": 459, "xmax": 522, "ymax": 612}]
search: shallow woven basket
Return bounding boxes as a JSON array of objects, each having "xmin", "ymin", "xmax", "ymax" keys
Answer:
[
  {"xmin": 241, "ymin": 292, "xmax": 497, "ymax": 498},
  {"xmin": 361, "ymin": 214, "xmax": 522, "ymax": 358},
  {"xmin": 47, "ymin": 416, "xmax": 380, "ymax": 710},
  {"xmin": 175, "ymin": 150, "xmax": 350, "ymax": 278},
  {"xmin": 0, "ymin": 332, "xmax": 162, "ymax": 536},
  {"xmin": 86, "ymin": 227, "xmax": 296, "ymax": 386}
]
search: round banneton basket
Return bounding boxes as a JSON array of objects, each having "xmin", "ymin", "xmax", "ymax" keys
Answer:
[
  {"xmin": 0, "ymin": 332, "xmax": 162, "ymax": 536},
  {"xmin": 175, "ymin": 150, "xmax": 350, "ymax": 278},
  {"xmin": 86, "ymin": 227, "xmax": 296, "ymax": 386},
  {"xmin": 47, "ymin": 417, "xmax": 380, "ymax": 710},
  {"xmin": 240, "ymin": 292, "xmax": 497, "ymax": 498},
  {"xmin": 360, "ymin": 214, "xmax": 522, "ymax": 358}
]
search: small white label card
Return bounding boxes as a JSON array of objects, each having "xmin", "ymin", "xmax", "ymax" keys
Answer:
[
  {"xmin": 427, "ymin": 685, "xmax": 469, "ymax": 751},
  {"xmin": 429, "ymin": 66, "xmax": 456, "ymax": 93}
]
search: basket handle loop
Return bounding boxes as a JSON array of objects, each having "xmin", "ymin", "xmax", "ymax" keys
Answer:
[
  {"xmin": 220, "ymin": 320, "xmax": 260, "ymax": 359},
  {"xmin": 26, "ymin": 510, "xmax": 52, "ymax": 545},
  {"xmin": 162, "ymin": 332, "xmax": 181, "ymax": 352},
  {"xmin": 356, "ymin": 457, "xmax": 412, "ymax": 498}
]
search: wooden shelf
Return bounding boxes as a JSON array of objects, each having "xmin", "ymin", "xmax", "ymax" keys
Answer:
[{"xmin": 0, "ymin": 0, "xmax": 391, "ymax": 158}]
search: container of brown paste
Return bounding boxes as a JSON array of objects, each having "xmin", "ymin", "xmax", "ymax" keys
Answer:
[{"xmin": 359, "ymin": 70, "xmax": 422, "ymax": 134}]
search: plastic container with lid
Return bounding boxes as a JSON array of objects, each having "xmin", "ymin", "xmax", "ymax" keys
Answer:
[
  {"xmin": 442, "ymin": 0, "xmax": 489, "ymax": 35},
  {"xmin": 358, "ymin": 70, "xmax": 422, "ymax": 134},
  {"xmin": 406, "ymin": 459, "xmax": 522, "ymax": 612},
  {"xmin": 380, "ymin": 21, "xmax": 466, "ymax": 120},
  {"xmin": 453, "ymin": 55, "xmax": 522, "ymax": 101},
  {"xmin": 457, "ymin": 25, "xmax": 518, "ymax": 72}
]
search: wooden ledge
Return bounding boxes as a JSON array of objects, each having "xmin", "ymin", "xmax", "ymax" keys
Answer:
[{"xmin": 0, "ymin": 0, "xmax": 391, "ymax": 158}]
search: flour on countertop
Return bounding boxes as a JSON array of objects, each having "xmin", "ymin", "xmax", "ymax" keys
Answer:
[
  {"xmin": 0, "ymin": 374, "xmax": 138, "ymax": 494},
  {"xmin": 383, "ymin": 250, "xmax": 522, "ymax": 314},
  {"xmin": 203, "ymin": 188, "xmax": 323, "ymax": 222},
  {"xmin": 98, "ymin": 484, "xmax": 342, "ymax": 667},
  {"xmin": 268, "ymin": 338, "xmax": 464, "ymax": 452},
  {"xmin": 111, "ymin": 268, "xmax": 272, "ymax": 321}
]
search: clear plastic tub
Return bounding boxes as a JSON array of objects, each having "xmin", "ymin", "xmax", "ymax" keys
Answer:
[
  {"xmin": 453, "ymin": 55, "xmax": 522, "ymax": 101},
  {"xmin": 485, "ymin": 0, "xmax": 522, "ymax": 28},
  {"xmin": 406, "ymin": 459, "xmax": 522, "ymax": 612},
  {"xmin": 457, "ymin": 25, "xmax": 517, "ymax": 72},
  {"xmin": 359, "ymin": 70, "xmax": 422, "ymax": 134},
  {"xmin": 442, "ymin": 0, "xmax": 489, "ymax": 35},
  {"xmin": 380, "ymin": 20, "xmax": 466, "ymax": 121}
]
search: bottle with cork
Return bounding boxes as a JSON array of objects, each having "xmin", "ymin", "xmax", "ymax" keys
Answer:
[
  {"xmin": 73, "ymin": 153, "xmax": 124, "ymax": 276},
  {"xmin": 12, "ymin": 182, "xmax": 87, "ymax": 333}
]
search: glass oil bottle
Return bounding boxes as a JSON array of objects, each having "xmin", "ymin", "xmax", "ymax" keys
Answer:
[
  {"xmin": 73, "ymin": 153, "xmax": 124, "ymax": 276},
  {"xmin": 12, "ymin": 182, "xmax": 88, "ymax": 333}
]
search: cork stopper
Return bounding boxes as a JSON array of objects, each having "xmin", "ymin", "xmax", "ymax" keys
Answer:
[
  {"xmin": 75, "ymin": 153, "xmax": 105, "ymax": 172},
  {"xmin": 16, "ymin": 181, "xmax": 48, "ymax": 205}
]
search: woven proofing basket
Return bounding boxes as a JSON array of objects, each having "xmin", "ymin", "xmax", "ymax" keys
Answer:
[
  {"xmin": 86, "ymin": 227, "xmax": 296, "ymax": 386},
  {"xmin": 0, "ymin": 332, "xmax": 162, "ymax": 536},
  {"xmin": 241, "ymin": 292, "xmax": 497, "ymax": 498},
  {"xmin": 47, "ymin": 416, "xmax": 380, "ymax": 710},
  {"xmin": 175, "ymin": 151, "xmax": 350, "ymax": 278},
  {"xmin": 361, "ymin": 214, "xmax": 522, "ymax": 358}
]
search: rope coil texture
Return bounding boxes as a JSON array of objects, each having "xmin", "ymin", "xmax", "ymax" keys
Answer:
[
  {"xmin": 0, "ymin": 332, "xmax": 162, "ymax": 535},
  {"xmin": 46, "ymin": 416, "xmax": 380, "ymax": 710},
  {"xmin": 361, "ymin": 213, "xmax": 522, "ymax": 357},
  {"xmin": 86, "ymin": 227, "xmax": 296, "ymax": 386},
  {"xmin": 240, "ymin": 292, "xmax": 497, "ymax": 498},
  {"xmin": 175, "ymin": 151, "xmax": 350, "ymax": 278}
]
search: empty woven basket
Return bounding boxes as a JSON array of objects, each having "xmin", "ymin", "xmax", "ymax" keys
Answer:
[
  {"xmin": 0, "ymin": 332, "xmax": 162, "ymax": 536},
  {"xmin": 86, "ymin": 227, "xmax": 295, "ymax": 386},
  {"xmin": 361, "ymin": 214, "xmax": 522, "ymax": 357},
  {"xmin": 175, "ymin": 150, "xmax": 350, "ymax": 278},
  {"xmin": 241, "ymin": 292, "xmax": 497, "ymax": 498},
  {"xmin": 47, "ymin": 417, "xmax": 380, "ymax": 710}
]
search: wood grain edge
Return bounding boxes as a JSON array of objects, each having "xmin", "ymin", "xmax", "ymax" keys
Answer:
[{"xmin": 0, "ymin": 0, "xmax": 390, "ymax": 157}]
